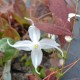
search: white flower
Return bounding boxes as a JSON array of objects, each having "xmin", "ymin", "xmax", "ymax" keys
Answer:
[
  {"xmin": 65, "ymin": 36, "xmax": 72, "ymax": 42},
  {"xmin": 59, "ymin": 59, "xmax": 64, "ymax": 66},
  {"xmin": 7, "ymin": 18, "xmax": 63, "ymax": 74},
  {"xmin": 48, "ymin": 34, "xmax": 56, "ymax": 40},
  {"xmin": 68, "ymin": 13, "xmax": 80, "ymax": 22}
]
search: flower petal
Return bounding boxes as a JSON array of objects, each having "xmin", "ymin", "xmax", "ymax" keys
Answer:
[
  {"xmin": 68, "ymin": 13, "xmax": 80, "ymax": 22},
  {"xmin": 7, "ymin": 39, "xmax": 32, "ymax": 51},
  {"xmin": 40, "ymin": 38, "xmax": 60, "ymax": 49},
  {"xmin": 40, "ymin": 38, "xmax": 64, "ymax": 57},
  {"xmin": 31, "ymin": 48, "xmax": 43, "ymax": 74},
  {"xmin": 48, "ymin": 34, "xmax": 56, "ymax": 40},
  {"xmin": 65, "ymin": 36, "xmax": 72, "ymax": 42},
  {"xmin": 54, "ymin": 46, "xmax": 64, "ymax": 57},
  {"xmin": 28, "ymin": 26, "xmax": 41, "ymax": 42}
]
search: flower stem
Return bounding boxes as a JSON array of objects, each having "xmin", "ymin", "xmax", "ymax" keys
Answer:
[{"xmin": 61, "ymin": 0, "xmax": 79, "ymax": 73}]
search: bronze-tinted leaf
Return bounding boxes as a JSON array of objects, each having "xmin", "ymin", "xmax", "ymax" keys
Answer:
[
  {"xmin": 47, "ymin": 0, "xmax": 75, "ymax": 31},
  {"xmin": 13, "ymin": 0, "xmax": 28, "ymax": 18},
  {"xmin": 35, "ymin": 22, "xmax": 72, "ymax": 36}
]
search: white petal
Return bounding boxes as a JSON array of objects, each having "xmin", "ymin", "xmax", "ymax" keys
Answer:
[
  {"xmin": 7, "ymin": 39, "xmax": 32, "ymax": 51},
  {"xmin": 68, "ymin": 13, "xmax": 80, "ymax": 22},
  {"xmin": 65, "ymin": 36, "xmax": 72, "ymax": 42},
  {"xmin": 28, "ymin": 26, "xmax": 41, "ymax": 42},
  {"xmin": 31, "ymin": 48, "xmax": 43, "ymax": 73},
  {"xmin": 51, "ymin": 34, "xmax": 56, "ymax": 40},
  {"xmin": 59, "ymin": 59, "xmax": 64, "ymax": 66},
  {"xmin": 48, "ymin": 34, "xmax": 56, "ymax": 40},
  {"xmin": 3, "ymin": 60, "xmax": 11, "ymax": 80},
  {"xmin": 54, "ymin": 46, "xmax": 64, "ymax": 57},
  {"xmin": 40, "ymin": 38, "xmax": 64, "ymax": 57},
  {"xmin": 40, "ymin": 38, "xmax": 60, "ymax": 49}
]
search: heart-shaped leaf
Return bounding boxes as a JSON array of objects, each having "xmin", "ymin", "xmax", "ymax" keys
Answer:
[{"xmin": 0, "ymin": 38, "xmax": 18, "ymax": 62}]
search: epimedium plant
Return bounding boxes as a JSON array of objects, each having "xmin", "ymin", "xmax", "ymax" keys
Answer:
[{"xmin": 0, "ymin": 0, "xmax": 80, "ymax": 80}]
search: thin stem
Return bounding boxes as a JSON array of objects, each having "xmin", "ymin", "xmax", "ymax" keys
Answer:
[
  {"xmin": 43, "ymin": 71, "xmax": 57, "ymax": 80},
  {"xmin": 63, "ymin": 58, "xmax": 80, "ymax": 74},
  {"xmin": 61, "ymin": 0, "xmax": 79, "ymax": 73},
  {"xmin": 43, "ymin": 58, "xmax": 80, "ymax": 80},
  {"xmin": 67, "ymin": 0, "xmax": 78, "ymax": 54}
]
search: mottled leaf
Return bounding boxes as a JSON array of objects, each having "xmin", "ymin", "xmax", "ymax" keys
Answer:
[{"xmin": 0, "ymin": 38, "xmax": 18, "ymax": 61}]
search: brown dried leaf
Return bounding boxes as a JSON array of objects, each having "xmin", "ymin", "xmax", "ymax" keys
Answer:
[{"xmin": 3, "ymin": 27, "xmax": 20, "ymax": 41}]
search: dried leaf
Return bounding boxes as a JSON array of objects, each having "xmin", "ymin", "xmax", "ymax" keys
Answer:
[
  {"xmin": 0, "ymin": 18, "xmax": 20, "ymax": 40},
  {"xmin": 3, "ymin": 27, "xmax": 20, "ymax": 41}
]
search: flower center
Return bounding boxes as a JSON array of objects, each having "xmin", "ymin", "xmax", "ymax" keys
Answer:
[{"xmin": 34, "ymin": 44, "xmax": 38, "ymax": 49}]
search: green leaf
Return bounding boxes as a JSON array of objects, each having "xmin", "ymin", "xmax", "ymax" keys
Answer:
[
  {"xmin": 21, "ymin": 54, "xmax": 27, "ymax": 62},
  {"xmin": 0, "ymin": 38, "xmax": 18, "ymax": 62},
  {"xmin": 0, "ymin": 32, "xmax": 3, "ymax": 38},
  {"xmin": 40, "ymin": 68, "xmax": 46, "ymax": 79},
  {"xmin": 25, "ymin": 57, "xmax": 32, "ymax": 66},
  {"xmin": 56, "ymin": 72, "xmax": 64, "ymax": 79},
  {"xmin": 0, "ymin": 58, "xmax": 3, "ymax": 66}
]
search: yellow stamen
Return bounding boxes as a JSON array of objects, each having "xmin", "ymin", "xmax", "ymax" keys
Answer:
[{"xmin": 34, "ymin": 44, "xmax": 38, "ymax": 49}]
